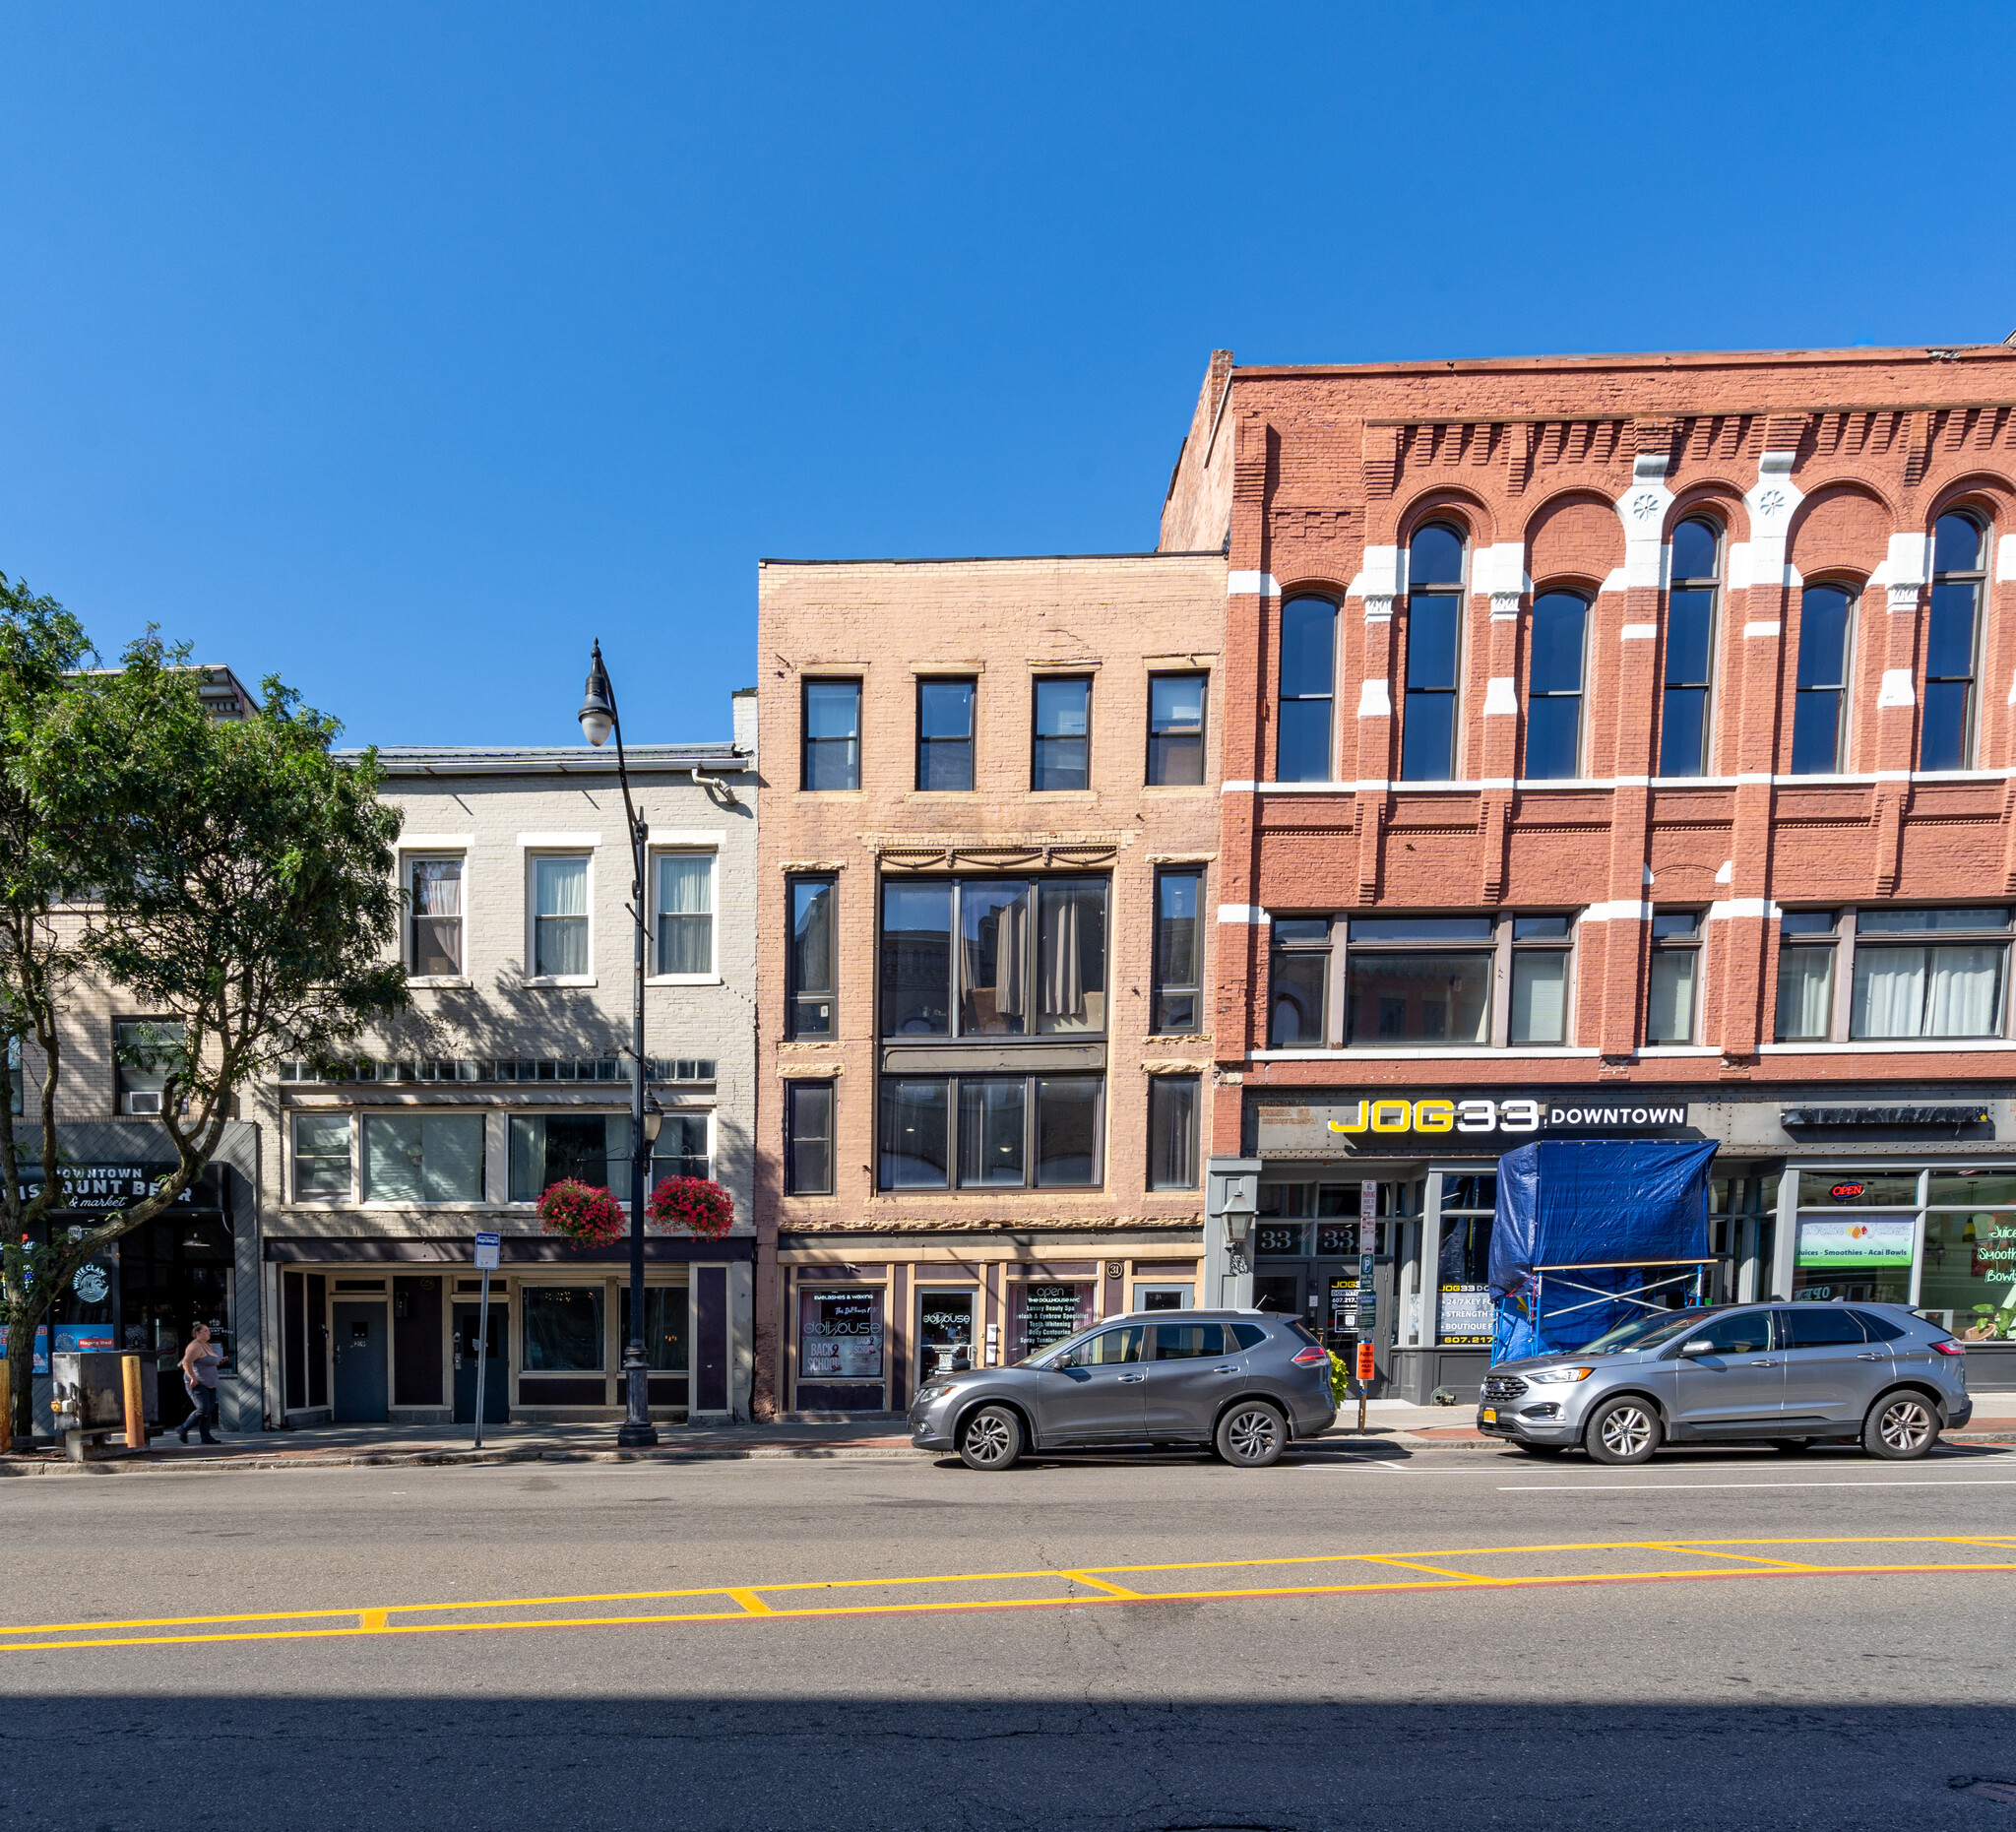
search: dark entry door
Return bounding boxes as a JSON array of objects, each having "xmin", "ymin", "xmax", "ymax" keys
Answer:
[
  {"xmin": 331, "ymin": 1301, "xmax": 389, "ymax": 1423},
  {"xmin": 453, "ymin": 1303, "xmax": 508, "ymax": 1425}
]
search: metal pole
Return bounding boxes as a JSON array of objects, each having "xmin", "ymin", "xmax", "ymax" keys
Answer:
[
  {"xmin": 605, "ymin": 664, "xmax": 658, "ymax": 1450},
  {"xmin": 472, "ymin": 1264, "xmax": 490, "ymax": 1451}
]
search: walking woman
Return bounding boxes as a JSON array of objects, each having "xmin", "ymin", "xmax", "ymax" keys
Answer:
[{"xmin": 178, "ymin": 1322, "xmax": 223, "ymax": 1445}]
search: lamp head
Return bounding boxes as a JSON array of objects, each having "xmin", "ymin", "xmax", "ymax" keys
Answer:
[
  {"xmin": 1224, "ymin": 1208, "xmax": 1253, "ymax": 1247},
  {"xmin": 578, "ymin": 641, "xmax": 616, "ymax": 748},
  {"xmin": 641, "ymin": 1086, "xmax": 664, "ymax": 1146}
]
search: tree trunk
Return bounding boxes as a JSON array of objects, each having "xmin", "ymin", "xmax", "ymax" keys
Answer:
[{"xmin": 7, "ymin": 1281, "xmax": 54, "ymax": 1447}]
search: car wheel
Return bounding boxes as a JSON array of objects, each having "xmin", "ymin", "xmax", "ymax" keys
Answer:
[
  {"xmin": 1515, "ymin": 1442, "xmax": 1568, "ymax": 1458},
  {"xmin": 1862, "ymin": 1392, "xmax": 1939, "ymax": 1461},
  {"xmin": 1585, "ymin": 1397, "xmax": 1662, "ymax": 1465},
  {"xmin": 1215, "ymin": 1402, "xmax": 1287, "ymax": 1470},
  {"xmin": 957, "ymin": 1405, "xmax": 1024, "ymax": 1472}
]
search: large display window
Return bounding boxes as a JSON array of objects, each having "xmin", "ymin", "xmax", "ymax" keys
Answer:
[
  {"xmin": 1007, "ymin": 1281, "xmax": 1093, "ymax": 1362},
  {"xmin": 798, "ymin": 1286, "xmax": 884, "ymax": 1381}
]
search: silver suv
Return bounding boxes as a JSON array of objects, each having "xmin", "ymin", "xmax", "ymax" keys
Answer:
[
  {"xmin": 908, "ymin": 1309, "xmax": 1337, "ymax": 1471},
  {"xmin": 1477, "ymin": 1301, "xmax": 1973, "ymax": 1464}
]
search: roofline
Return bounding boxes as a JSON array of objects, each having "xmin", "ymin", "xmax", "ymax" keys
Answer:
[
  {"xmin": 1228, "ymin": 343, "xmax": 2016, "ymax": 382},
  {"xmin": 759, "ymin": 549, "xmax": 1226, "ymax": 568},
  {"xmin": 341, "ymin": 745, "xmax": 751, "ymax": 779}
]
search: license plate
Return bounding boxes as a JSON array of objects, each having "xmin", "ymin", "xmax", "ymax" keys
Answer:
[{"xmin": 1480, "ymin": 1408, "xmax": 1497, "ymax": 1423}]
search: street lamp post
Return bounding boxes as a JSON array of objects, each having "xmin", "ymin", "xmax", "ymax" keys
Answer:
[{"xmin": 578, "ymin": 639, "xmax": 661, "ymax": 1449}]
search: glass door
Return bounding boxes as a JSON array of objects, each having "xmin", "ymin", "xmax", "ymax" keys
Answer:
[{"xmin": 916, "ymin": 1288, "xmax": 977, "ymax": 1382}]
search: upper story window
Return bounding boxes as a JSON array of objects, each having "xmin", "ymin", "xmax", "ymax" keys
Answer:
[
  {"xmin": 292, "ymin": 1110, "xmax": 353, "ymax": 1200},
  {"xmin": 114, "ymin": 1018, "xmax": 184, "ymax": 1115},
  {"xmin": 1147, "ymin": 1074, "xmax": 1201, "ymax": 1191},
  {"xmin": 1660, "ymin": 518, "xmax": 1721, "ymax": 777},
  {"xmin": 1646, "ymin": 912, "xmax": 1702, "ymax": 1043},
  {"xmin": 1031, "ymin": 676, "xmax": 1091, "ymax": 790},
  {"xmin": 1791, "ymin": 582, "xmax": 1856, "ymax": 773},
  {"xmin": 880, "ymin": 876, "xmax": 1107, "ymax": 1040},
  {"xmin": 784, "ymin": 1080, "xmax": 835, "ymax": 1195},
  {"xmin": 1775, "ymin": 911, "xmax": 1840, "ymax": 1041},
  {"xmin": 788, "ymin": 875, "xmax": 836, "ymax": 1038},
  {"xmin": 1147, "ymin": 672, "xmax": 1206, "ymax": 786},
  {"xmin": 509, "ymin": 1113, "xmax": 630, "ymax": 1201},
  {"xmin": 916, "ymin": 678, "xmax": 976, "ymax": 791},
  {"xmin": 1152, "ymin": 867, "xmax": 1202, "ymax": 1033},
  {"xmin": 408, "ymin": 856, "xmax": 465, "ymax": 978},
  {"xmin": 1524, "ymin": 592, "xmax": 1589, "ymax": 780},
  {"xmin": 1268, "ymin": 913, "xmax": 1576, "ymax": 1049},
  {"xmin": 1923, "ymin": 513, "xmax": 1988, "ymax": 770},
  {"xmin": 802, "ymin": 679, "xmax": 861, "ymax": 791},
  {"xmin": 532, "ymin": 855, "xmax": 590, "ymax": 979},
  {"xmin": 363, "ymin": 1111, "xmax": 485, "ymax": 1203},
  {"xmin": 1401, "ymin": 524, "xmax": 1465, "ymax": 782},
  {"xmin": 1276, "ymin": 599, "xmax": 1336, "ymax": 783},
  {"xmin": 1778, "ymin": 907, "xmax": 2012, "ymax": 1042},
  {"xmin": 654, "ymin": 853, "xmax": 714, "ymax": 977}
]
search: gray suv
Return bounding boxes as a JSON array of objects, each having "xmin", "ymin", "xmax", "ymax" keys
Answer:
[
  {"xmin": 908, "ymin": 1310, "xmax": 1337, "ymax": 1471},
  {"xmin": 1477, "ymin": 1301, "xmax": 1973, "ymax": 1464}
]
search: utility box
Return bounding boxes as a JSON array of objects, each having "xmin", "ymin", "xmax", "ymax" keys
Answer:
[{"xmin": 50, "ymin": 1352, "xmax": 154, "ymax": 1459}]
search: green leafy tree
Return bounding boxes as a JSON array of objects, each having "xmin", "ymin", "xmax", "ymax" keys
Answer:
[{"xmin": 0, "ymin": 610, "xmax": 408, "ymax": 1443}]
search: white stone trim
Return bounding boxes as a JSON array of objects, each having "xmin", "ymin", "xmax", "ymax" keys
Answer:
[
  {"xmin": 400, "ymin": 834, "xmax": 475, "ymax": 851},
  {"xmin": 517, "ymin": 833, "xmax": 602, "ymax": 849},
  {"xmin": 1744, "ymin": 621, "xmax": 1782, "ymax": 638},
  {"xmin": 1481, "ymin": 677, "xmax": 1518, "ymax": 717},
  {"xmin": 1707, "ymin": 898, "xmax": 1781, "ymax": 920},
  {"xmin": 1619, "ymin": 623, "xmax": 1657, "ymax": 640},
  {"xmin": 1348, "ymin": 546, "xmax": 1401, "ymax": 600},
  {"xmin": 1357, "ymin": 678, "xmax": 1392, "ymax": 718},
  {"xmin": 1217, "ymin": 904, "xmax": 1267, "ymax": 924},
  {"xmin": 1877, "ymin": 668, "xmax": 1916, "ymax": 709},
  {"xmin": 1228, "ymin": 571, "xmax": 1280, "ymax": 597},
  {"xmin": 1580, "ymin": 900, "xmax": 1653, "ymax": 923}
]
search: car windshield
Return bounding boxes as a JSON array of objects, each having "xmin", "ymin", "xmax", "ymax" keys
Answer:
[
  {"xmin": 1016, "ymin": 1327, "xmax": 1093, "ymax": 1368},
  {"xmin": 1581, "ymin": 1309, "xmax": 1721, "ymax": 1354}
]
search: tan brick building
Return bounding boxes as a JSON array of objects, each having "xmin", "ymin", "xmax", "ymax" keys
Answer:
[
  {"xmin": 1166, "ymin": 344, "xmax": 2016, "ymax": 1400},
  {"xmin": 754, "ymin": 555, "xmax": 1226, "ymax": 1417}
]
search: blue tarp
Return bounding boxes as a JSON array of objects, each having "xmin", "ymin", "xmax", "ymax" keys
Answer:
[{"xmin": 1487, "ymin": 1139, "xmax": 1717, "ymax": 1364}]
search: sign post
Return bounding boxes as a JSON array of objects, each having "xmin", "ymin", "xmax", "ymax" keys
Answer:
[
  {"xmin": 1355, "ymin": 1341, "xmax": 1375, "ymax": 1433},
  {"xmin": 472, "ymin": 1232, "xmax": 500, "ymax": 1449},
  {"xmin": 1355, "ymin": 1180, "xmax": 1379, "ymax": 1429}
]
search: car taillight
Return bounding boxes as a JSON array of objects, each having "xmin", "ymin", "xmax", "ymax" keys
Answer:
[
  {"xmin": 1290, "ymin": 1346, "xmax": 1328, "ymax": 1365},
  {"xmin": 1932, "ymin": 1340, "xmax": 1967, "ymax": 1357}
]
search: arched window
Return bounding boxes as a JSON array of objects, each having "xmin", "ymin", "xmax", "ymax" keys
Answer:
[
  {"xmin": 1276, "ymin": 598, "xmax": 1337, "ymax": 783},
  {"xmin": 1524, "ymin": 593, "xmax": 1590, "ymax": 780},
  {"xmin": 1401, "ymin": 522, "xmax": 1465, "ymax": 781},
  {"xmin": 1659, "ymin": 517, "xmax": 1721, "ymax": 777},
  {"xmin": 1922, "ymin": 513, "xmax": 1988, "ymax": 770},
  {"xmin": 1791, "ymin": 583, "xmax": 1856, "ymax": 773}
]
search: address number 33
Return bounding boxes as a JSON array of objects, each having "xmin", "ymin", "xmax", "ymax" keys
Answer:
[{"xmin": 1328, "ymin": 1098, "xmax": 1541, "ymax": 1136}]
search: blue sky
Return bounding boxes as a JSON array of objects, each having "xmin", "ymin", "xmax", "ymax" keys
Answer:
[{"xmin": 2, "ymin": 5, "xmax": 2011, "ymax": 748}]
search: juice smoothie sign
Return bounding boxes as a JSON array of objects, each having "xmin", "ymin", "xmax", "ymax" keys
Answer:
[{"xmin": 1796, "ymin": 1219, "xmax": 1916, "ymax": 1268}]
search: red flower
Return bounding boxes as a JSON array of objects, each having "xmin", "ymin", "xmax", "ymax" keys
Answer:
[
  {"xmin": 536, "ymin": 1178, "xmax": 627, "ymax": 1248},
  {"xmin": 645, "ymin": 1175, "xmax": 734, "ymax": 1240}
]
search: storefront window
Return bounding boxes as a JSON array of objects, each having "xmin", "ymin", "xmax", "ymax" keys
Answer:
[
  {"xmin": 1436, "ymin": 1173, "xmax": 1497, "ymax": 1346},
  {"xmin": 916, "ymin": 1291, "xmax": 976, "ymax": 1377},
  {"xmin": 1792, "ymin": 1214, "xmax": 1916, "ymax": 1305},
  {"xmin": 521, "ymin": 1286, "xmax": 605, "ymax": 1371},
  {"xmin": 798, "ymin": 1286, "xmax": 883, "ymax": 1379},
  {"xmin": 618, "ymin": 1287, "xmax": 689, "ymax": 1370},
  {"xmin": 1008, "ymin": 1281, "xmax": 1094, "ymax": 1361}
]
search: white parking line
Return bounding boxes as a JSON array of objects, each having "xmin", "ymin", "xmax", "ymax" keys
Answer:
[{"xmin": 1500, "ymin": 1479, "xmax": 2016, "ymax": 1492}]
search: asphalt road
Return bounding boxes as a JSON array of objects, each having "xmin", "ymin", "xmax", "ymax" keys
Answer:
[{"xmin": 2, "ymin": 1439, "xmax": 2013, "ymax": 1832}]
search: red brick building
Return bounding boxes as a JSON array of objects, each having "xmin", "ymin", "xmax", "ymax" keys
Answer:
[{"xmin": 1164, "ymin": 344, "xmax": 2016, "ymax": 1400}]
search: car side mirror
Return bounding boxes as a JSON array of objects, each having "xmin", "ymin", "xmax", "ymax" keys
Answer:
[{"xmin": 1679, "ymin": 1339, "xmax": 1714, "ymax": 1357}]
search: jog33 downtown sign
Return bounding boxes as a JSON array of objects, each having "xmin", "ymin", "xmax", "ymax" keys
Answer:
[{"xmin": 1255, "ymin": 1094, "xmax": 1692, "ymax": 1151}]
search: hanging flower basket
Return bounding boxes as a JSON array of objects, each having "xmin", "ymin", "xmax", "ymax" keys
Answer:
[
  {"xmin": 536, "ymin": 1178, "xmax": 627, "ymax": 1248},
  {"xmin": 646, "ymin": 1175, "xmax": 734, "ymax": 1240}
]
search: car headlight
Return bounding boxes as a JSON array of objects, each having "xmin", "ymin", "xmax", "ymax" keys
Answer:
[
  {"xmin": 1527, "ymin": 1365, "xmax": 1595, "ymax": 1385},
  {"xmin": 915, "ymin": 1383, "xmax": 951, "ymax": 1406}
]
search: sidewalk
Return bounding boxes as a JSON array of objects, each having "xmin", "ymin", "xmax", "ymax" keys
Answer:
[{"xmin": 2, "ymin": 1401, "xmax": 2011, "ymax": 1473}]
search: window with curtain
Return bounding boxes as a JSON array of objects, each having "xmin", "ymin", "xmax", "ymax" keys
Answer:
[
  {"xmin": 361, "ymin": 1112, "xmax": 485, "ymax": 1202},
  {"xmin": 1922, "ymin": 514, "xmax": 1987, "ymax": 770},
  {"xmin": 1646, "ymin": 913, "xmax": 1702, "ymax": 1043},
  {"xmin": 533, "ymin": 855, "xmax": 589, "ymax": 977},
  {"xmin": 507, "ymin": 1113, "xmax": 630, "ymax": 1201},
  {"xmin": 655, "ymin": 853, "xmax": 714, "ymax": 976},
  {"xmin": 1774, "ymin": 912, "xmax": 1839, "ymax": 1041},
  {"xmin": 409, "ymin": 856, "xmax": 464, "ymax": 977},
  {"xmin": 1791, "ymin": 583, "xmax": 1855, "ymax": 773},
  {"xmin": 521, "ymin": 1286, "xmax": 605, "ymax": 1371},
  {"xmin": 916, "ymin": 677, "xmax": 976, "ymax": 791},
  {"xmin": 881, "ymin": 877, "xmax": 1106, "ymax": 1040},
  {"xmin": 1147, "ymin": 673, "xmax": 1207, "ymax": 786},
  {"xmin": 1032, "ymin": 676, "xmax": 1091, "ymax": 790},
  {"xmin": 292, "ymin": 1111, "xmax": 353, "ymax": 1199},
  {"xmin": 1268, "ymin": 918, "xmax": 1331, "ymax": 1047},
  {"xmin": 1276, "ymin": 599, "xmax": 1336, "ymax": 783},
  {"xmin": 1850, "ymin": 908, "xmax": 2008, "ymax": 1040},
  {"xmin": 1508, "ymin": 916, "xmax": 1572, "ymax": 1044},
  {"xmin": 803, "ymin": 679, "xmax": 861, "ymax": 790},
  {"xmin": 653, "ymin": 1112, "xmax": 711, "ymax": 1183},
  {"xmin": 788, "ymin": 876, "xmax": 836, "ymax": 1038},
  {"xmin": 1660, "ymin": 518, "xmax": 1721, "ymax": 777},
  {"xmin": 1402, "ymin": 524, "xmax": 1465, "ymax": 782},
  {"xmin": 1148, "ymin": 1075, "xmax": 1200, "ymax": 1190},
  {"xmin": 878, "ymin": 1074, "xmax": 1103, "ymax": 1190},
  {"xmin": 1153, "ymin": 868, "xmax": 1202, "ymax": 1033},
  {"xmin": 784, "ymin": 1081, "xmax": 835, "ymax": 1195},
  {"xmin": 1524, "ymin": 593, "xmax": 1588, "ymax": 780}
]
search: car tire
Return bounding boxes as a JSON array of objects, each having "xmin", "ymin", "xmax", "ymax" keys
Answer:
[
  {"xmin": 1585, "ymin": 1396, "xmax": 1662, "ymax": 1466},
  {"xmin": 1862, "ymin": 1391, "xmax": 1940, "ymax": 1462},
  {"xmin": 1515, "ymin": 1442, "xmax": 1568, "ymax": 1458},
  {"xmin": 957, "ymin": 1405, "xmax": 1024, "ymax": 1472},
  {"xmin": 1215, "ymin": 1401, "xmax": 1287, "ymax": 1470}
]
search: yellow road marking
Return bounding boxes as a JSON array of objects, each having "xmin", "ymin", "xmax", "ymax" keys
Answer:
[{"xmin": 2, "ymin": 1537, "xmax": 2005, "ymax": 1657}]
